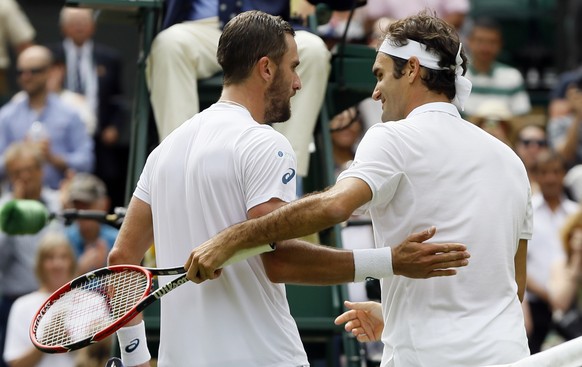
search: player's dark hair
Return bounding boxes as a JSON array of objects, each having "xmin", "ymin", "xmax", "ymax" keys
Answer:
[
  {"xmin": 217, "ymin": 11, "xmax": 295, "ymax": 85},
  {"xmin": 382, "ymin": 11, "xmax": 467, "ymax": 100}
]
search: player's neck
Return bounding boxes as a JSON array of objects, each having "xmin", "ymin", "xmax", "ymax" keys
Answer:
[{"xmin": 219, "ymin": 86, "xmax": 266, "ymax": 123}]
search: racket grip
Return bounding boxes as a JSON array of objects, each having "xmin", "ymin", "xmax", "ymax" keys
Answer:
[{"xmin": 221, "ymin": 243, "xmax": 275, "ymax": 267}]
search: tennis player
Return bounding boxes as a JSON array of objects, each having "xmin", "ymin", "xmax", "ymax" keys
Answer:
[
  {"xmin": 108, "ymin": 10, "xmax": 470, "ymax": 367},
  {"xmin": 187, "ymin": 11, "xmax": 532, "ymax": 367}
]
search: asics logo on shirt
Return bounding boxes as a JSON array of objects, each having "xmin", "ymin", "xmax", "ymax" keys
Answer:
[
  {"xmin": 282, "ymin": 168, "xmax": 296, "ymax": 184},
  {"xmin": 125, "ymin": 338, "xmax": 140, "ymax": 353}
]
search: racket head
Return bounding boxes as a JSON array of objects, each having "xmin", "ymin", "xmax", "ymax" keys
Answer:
[{"xmin": 30, "ymin": 265, "xmax": 153, "ymax": 353}]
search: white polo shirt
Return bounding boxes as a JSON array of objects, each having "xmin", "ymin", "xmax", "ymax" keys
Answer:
[
  {"xmin": 135, "ymin": 102, "xmax": 307, "ymax": 367},
  {"xmin": 338, "ymin": 102, "xmax": 532, "ymax": 367}
]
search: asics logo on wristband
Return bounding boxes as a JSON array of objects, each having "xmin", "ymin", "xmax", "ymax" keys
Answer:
[
  {"xmin": 125, "ymin": 338, "xmax": 140, "ymax": 353},
  {"xmin": 282, "ymin": 168, "xmax": 295, "ymax": 184}
]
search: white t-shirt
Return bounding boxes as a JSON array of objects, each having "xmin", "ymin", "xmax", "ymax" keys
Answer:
[
  {"xmin": 134, "ymin": 102, "xmax": 307, "ymax": 367},
  {"xmin": 338, "ymin": 102, "xmax": 532, "ymax": 367},
  {"xmin": 4, "ymin": 291, "xmax": 77, "ymax": 367},
  {"xmin": 526, "ymin": 193, "xmax": 578, "ymax": 297}
]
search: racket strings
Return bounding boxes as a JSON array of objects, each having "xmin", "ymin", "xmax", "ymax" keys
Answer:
[{"xmin": 34, "ymin": 270, "xmax": 149, "ymax": 347}]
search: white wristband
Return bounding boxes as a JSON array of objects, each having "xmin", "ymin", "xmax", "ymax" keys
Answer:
[
  {"xmin": 353, "ymin": 247, "xmax": 393, "ymax": 282},
  {"xmin": 116, "ymin": 321, "xmax": 151, "ymax": 366}
]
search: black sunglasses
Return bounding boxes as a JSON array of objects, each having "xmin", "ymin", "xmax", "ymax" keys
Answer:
[
  {"xmin": 519, "ymin": 138, "xmax": 547, "ymax": 147},
  {"xmin": 16, "ymin": 66, "xmax": 48, "ymax": 76},
  {"xmin": 330, "ymin": 110, "xmax": 361, "ymax": 133}
]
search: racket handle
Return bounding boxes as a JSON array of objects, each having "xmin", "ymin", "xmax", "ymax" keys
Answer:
[{"xmin": 221, "ymin": 243, "xmax": 275, "ymax": 267}]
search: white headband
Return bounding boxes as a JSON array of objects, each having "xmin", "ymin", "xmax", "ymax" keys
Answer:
[{"xmin": 378, "ymin": 38, "xmax": 472, "ymax": 111}]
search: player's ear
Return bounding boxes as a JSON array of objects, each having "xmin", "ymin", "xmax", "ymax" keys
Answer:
[
  {"xmin": 406, "ymin": 57, "xmax": 422, "ymax": 83},
  {"xmin": 257, "ymin": 56, "xmax": 274, "ymax": 82}
]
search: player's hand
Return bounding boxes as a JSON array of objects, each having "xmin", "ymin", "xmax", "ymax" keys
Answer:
[
  {"xmin": 392, "ymin": 226, "xmax": 470, "ymax": 278},
  {"xmin": 334, "ymin": 300, "xmax": 383, "ymax": 342},
  {"xmin": 184, "ymin": 236, "xmax": 235, "ymax": 283}
]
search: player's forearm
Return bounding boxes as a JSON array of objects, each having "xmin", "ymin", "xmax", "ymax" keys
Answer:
[
  {"xmin": 225, "ymin": 191, "xmax": 350, "ymax": 252},
  {"xmin": 262, "ymin": 239, "xmax": 355, "ymax": 284}
]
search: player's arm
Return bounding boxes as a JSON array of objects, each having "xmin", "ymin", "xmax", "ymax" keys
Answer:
[
  {"xmin": 187, "ymin": 177, "xmax": 469, "ymax": 282},
  {"xmin": 107, "ymin": 196, "xmax": 153, "ymax": 367},
  {"xmin": 108, "ymin": 196, "xmax": 154, "ymax": 267},
  {"xmin": 515, "ymin": 239, "xmax": 528, "ymax": 302}
]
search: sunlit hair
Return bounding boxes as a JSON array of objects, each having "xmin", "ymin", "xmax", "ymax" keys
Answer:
[
  {"xmin": 4, "ymin": 141, "xmax": 44, "ymax": 168},
  {"xmin": 34, "ymin": 230, "xmax": 76, "ymax": 286},
  {"xmin": 217, "ymin": 10, "xmax": 295, "ymax": 85},
  {"xmin": 379, "ymin": 11, "xmax": 467, "ymax": 100},
  {"xmin": 561, "ymin": 210, "xmax": 582, "ymax": 263}
]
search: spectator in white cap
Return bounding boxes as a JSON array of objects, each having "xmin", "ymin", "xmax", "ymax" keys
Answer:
[
  {"xmin": 64, "ymin": 172, "xmax": 118, "ymax": 275},
  {"xmin": 470, "ymin": 99, "xmax": 514, "ymax": 146}
]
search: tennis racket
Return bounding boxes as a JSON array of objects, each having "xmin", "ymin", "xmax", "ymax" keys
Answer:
[{"xmin": 30, "ymin": 243, "xmax": 275, "ymax": 353}]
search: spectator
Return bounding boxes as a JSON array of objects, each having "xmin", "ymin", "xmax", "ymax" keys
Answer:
[
  {"xmin": 49, "ymin": 7, "xmax": 128, "ymax": 209},
  {"xmin": 330, "ymin": 106, "xmax": 364, "ymax": 177},
  {"xmin": 526, "ymin": 150, "xmax": 578, "ymax": 353},
  {"xmin": 547, "ymin": 82, "xmax": 582, "ymax": 168},
  {"xmin": 64, "ymin": 173, "xmax": 118, "ymax": 276},
  {"xmin": 0, "ymin": 45, "xmax": 93, "ymax": 190},
  {"xmin": 0, "ymin": 0, "xmax": 35, "ymax": 105},
  {"xmin": 0, "ymin": 142, "xmax": 62, "ymax": 367},
  {"xmin": 363, "ymin": 0, "xmax": 469, "ymax": 42},
  {"xmin": 470, "ymin": 99, "xmax": 514, "ymax": 146},
  {"xmin": 3, "ymin": 231, "xmax": 77, "ymax": 367},
  {"xmin": 10, "ymin": 56, "xmax": 97, "ymax": 136},
  {"xmin": 547, "ymin": 67, "xmax": 582, "ymax": 119},
  {"xmin": 549, "ymin": 209, "xmax": 582, "ymax": 340},
  {"xmin": 514, "ymin": 123, "xmax": 549, "ymax": 195},
  {"xmin": 147, "ymin": 0, "xmax": 331, "ymax": 181},
  {"xmin": 464, "ymin": 17, "xmax": 531, "ymax": 117}
]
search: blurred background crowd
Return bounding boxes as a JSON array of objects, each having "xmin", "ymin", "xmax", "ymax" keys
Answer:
[{"xmin": 1, "ymin": 0, "xmax": 582, "ymax": 366}]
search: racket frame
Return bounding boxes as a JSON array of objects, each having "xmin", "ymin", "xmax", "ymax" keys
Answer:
[{"xmin": 30, "ymin": 265, "xmax": 186, "ymax": 353}]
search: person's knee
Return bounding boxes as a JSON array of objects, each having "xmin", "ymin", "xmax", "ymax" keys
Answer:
[
  {"xmin": 151, "ymin": 25, "xmax": 197, "ymax": 58},
  {"xmin": 296, "ymin": 32, "xmax": 331, "ymax": 65}
]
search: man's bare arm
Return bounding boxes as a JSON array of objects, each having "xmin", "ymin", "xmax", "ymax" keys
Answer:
[{"xmin": 186, "ymin": 178, "xmax": 469, "ymax": 283}]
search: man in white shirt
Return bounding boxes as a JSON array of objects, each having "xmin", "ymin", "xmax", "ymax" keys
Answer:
[
  {"xmin": 464, "ymin": 17, "xmax": 531, "ymax": 117},
  {"xmin": 189, "ymin": 12, "xmax": 532, "ymax": 367},
  {"xmin": 526, "ymin": 151, "xmax": 578, "ymax": 353},
  {"xmin": 108, "ymin": 11, "xmax": 469, "ymax": 367}
]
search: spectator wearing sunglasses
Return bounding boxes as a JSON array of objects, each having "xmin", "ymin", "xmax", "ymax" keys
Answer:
[
  {"xmin": 514, "ymin": 123, "xmax": 549, "ymax": 195},
  {"xmin": 0, "ymin": 45, "xmax": 93, "ymax": 190},
  {"xmin": 330, "ymin": 106, "xmax": 364, "ymax": 178}
]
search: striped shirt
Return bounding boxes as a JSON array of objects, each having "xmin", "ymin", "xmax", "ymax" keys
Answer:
[{"xmin": 464, "ymin": 61, "xmax": 531, "ymax": 116}]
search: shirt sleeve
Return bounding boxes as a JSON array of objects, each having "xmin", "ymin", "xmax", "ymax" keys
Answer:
[
  {"xmin": 236, "ymin": 126, "xmax": 297, "ymax": 210},
  {"xmin": 134, "ymin": 145, "xmax": 161, "ymax": 205},
  {"xmin": 337, "ymin": 124, "xmax": 405, "ymax": 214}
]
